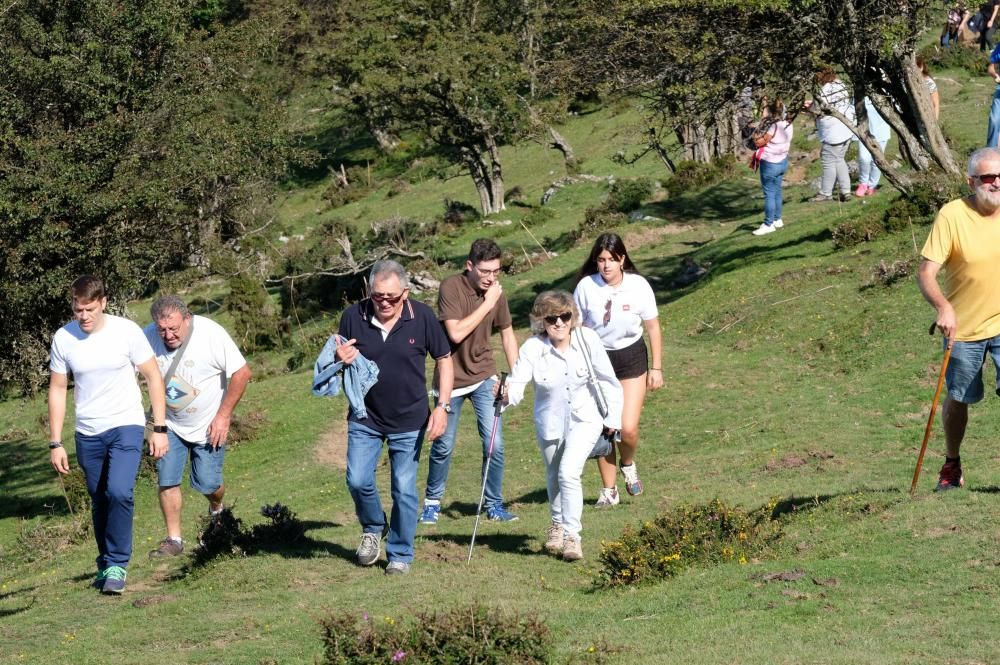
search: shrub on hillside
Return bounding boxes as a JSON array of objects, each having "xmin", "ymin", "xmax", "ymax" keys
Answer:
[
  {"xmin": 919, "ymin": 43, "xmax": 986, "ymax": 76},
  {"xmin": 319, "ymin": 604, "xmax": 551, "ymax": 665},
  {"xmin": 665, "ymin": 155, "xmax": 739, "ymax": 197},
  {"xmin": 606, "ymin": 177, "xmax": 654, "ymax": 213},
  {"xmin": 834, "ymin": 181, "xmax": 953, "ymax": 249},
  {"xmin": 227, "ymin": 275, "xmax": 284, "ymax": 353},
  {"xmin": 521, "ymin": 205, "xmax": 555, "ymax": 226},
  {"xmin": 577, "ymin": 206, "xmax": 627, "ymax": 240},
  {"xmin": 443, "ymin": 198, "xmax": 480, "ymax": 226},
  {"xmin": 831, "ymin": 212, "xmax": 887, "ymax": 248},
  {"xmin": 189, "ymin": 503, "xmax": 307, "ymax": 567},
  {"xmin": 594, "ymin": 498, "xmax": 783, "ymax": 587}
]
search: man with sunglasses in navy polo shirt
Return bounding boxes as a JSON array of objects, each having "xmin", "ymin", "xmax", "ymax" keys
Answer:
[
  {"xmin": 334, "ymin": 260, "xmax": 453, "ymax": 575},
  {"xmin": 919, "ymin": 147, "xmax": 1000, "ymax": 491}
]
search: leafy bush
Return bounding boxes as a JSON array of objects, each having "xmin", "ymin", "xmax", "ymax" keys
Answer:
[
  {"xmin": 594, "ymin": 498, "xmax": 783, "ymax": 587},
  {"xmin": 319, "ymin": 604, "xmax": 551, "ymax": 665},
  {"xmin": 226, "ymin": 276, "xmax": 284, "ymax": 353},
  {"xmin": 834, "ymin": 181, "xmax": 952, "ymax": 248},
  {"xmin": 919, "ymin": 43, "xmax": 987, "ymax": 76},
  {"xmin": 577, "ymin": 206, "xmax": 627, "ymax": 240},
  {"xmin": 443, "ymin": 199, "xmax": 481, "ymax": 226},
  {"xmin": 521, "ymin": 206, "xmax": 555, "ymax": 226},
  {"xmin": 831, "ymin": 213, "xmax": 887, "ymax": 249},
  {"xmin": 190, "ymin": 503, "xmax": 307, "ymax": 567},
  {"xmin": 606, "ymin": 177, "xmax": 654, "ymax": 213},
  {"xmin": 665, "ymin": 156, "xmax": 739, "ymax": 197}
]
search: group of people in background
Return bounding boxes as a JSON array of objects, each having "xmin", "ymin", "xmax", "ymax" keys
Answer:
[
  {"xmin": 319, "ymin": 234, "xmax": 662, "ymax": 572},
  {"xmin": 749, "ymin": 56, "xmax": 943, "ymax": 238}
]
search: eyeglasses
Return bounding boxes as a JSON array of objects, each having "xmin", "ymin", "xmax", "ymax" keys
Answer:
[
  {"xmin": 544, "ymin": 312, "xmax": 573, "ymax": 325},
  {"xmin": 603, "ymin": 298, "xmax": 612, "ymax": 326},
  {"xmin": 974, "ymin": 173, "xmax": 1000, "ymax": 184},
  {"xmin": 475, "ymin": 266, "xmax": 502, "ymax": 277},
  {"xmin": 371, "ymin": 291, "xmax": 406, "ymax": 304}
]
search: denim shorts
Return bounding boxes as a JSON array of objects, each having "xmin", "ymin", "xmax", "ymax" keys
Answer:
[
  {"xmin": 944, "ymin": 333, "xmax": 1000, "ymax": 404},
  {"xmin": 156, "ymin": 429, "xmax": 225, "ymax": 494}
]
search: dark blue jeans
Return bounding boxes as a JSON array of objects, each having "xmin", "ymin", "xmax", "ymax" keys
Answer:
[
  {"xmin": 75, "ymin": 425, "xmax": 145, "ymax": 570},
  {"xmin": 424, "ymin": 378, "xmax": 505, "ymax": 509},
  {"xmin": 759, "ymin": 158, "xmax": 788, "ymax": 225}
]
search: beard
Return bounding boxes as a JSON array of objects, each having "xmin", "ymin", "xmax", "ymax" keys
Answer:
[{"xmin": 974, "ymin": 185, "xmax": 1000, "ymax": 213}]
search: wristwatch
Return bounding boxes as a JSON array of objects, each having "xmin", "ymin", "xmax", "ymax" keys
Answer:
[
  {"xmin": 49, "ymin": 441, "xmax": 63, "ymax": 450},
  {"xmin": 439, "ymin": 403, "xmax": 453, "ymax": 414},
  {"xmin": 152, "ymin": 425, "xmax": 168, "ymax": 434}
]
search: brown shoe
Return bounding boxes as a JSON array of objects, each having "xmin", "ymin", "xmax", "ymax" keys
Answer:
[{"xmin": 149, "ymin": 537, "xmax": 184, "ymax": 559}]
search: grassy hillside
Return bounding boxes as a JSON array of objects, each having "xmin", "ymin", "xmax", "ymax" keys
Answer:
[{"xmin": 2, "ymin": 57, "xmax": 1000, "ymax": 664}]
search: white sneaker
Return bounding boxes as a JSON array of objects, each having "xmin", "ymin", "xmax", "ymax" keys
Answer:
[
  {"xmin": 752, "ymin": 223, "xmax": 776, "ymax": 236},
  {"xmin": 773, "ymin": 219, "xmax": 784, "ymax": 228},
  {"xmin": 562, "ymin": 534, "xmax": 583, "ymax": 562},
  {"xmin": 595, "ymin": 486, "xmax": 620, "ymax": 507}
]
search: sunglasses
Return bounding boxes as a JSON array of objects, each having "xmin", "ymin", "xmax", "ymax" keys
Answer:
[
  {"xmin": 371, "ymin": 291, "xmax": 406, "ymax": 304},
  {"xmin": 974, "ymin": 173, "xmax": 1000, "ymax": 184},
  {"xmin": 544, "ymin": 312, "xmax": 573, "ymax": 325},
  {"xmin": 603, "ymin": 298, "xmax": 613, "ymax": 326}
]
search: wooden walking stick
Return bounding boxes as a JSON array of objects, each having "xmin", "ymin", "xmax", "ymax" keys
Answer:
[{"xmin": 910, "ymin": 322, "xmax": 954, "ymax": 495}]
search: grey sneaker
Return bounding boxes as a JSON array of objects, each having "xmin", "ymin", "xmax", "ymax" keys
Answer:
[
  {"xmin": 149, "ymin": 537, "xmax": 184, "ymax": 559},
  {"xmin": 356, "ymin": 532, "xmax": 382, "ymax": 566},
  {"xmin": 101, "ymin": 566, "xmax": 127, "ymax": 595},
  {"xmin": 385, "ymin": 561, "xmax": 411, "ymax": 575},
  {"xmin": 562, "ymin": 534, "xmax": 583, "ymax": 562}
]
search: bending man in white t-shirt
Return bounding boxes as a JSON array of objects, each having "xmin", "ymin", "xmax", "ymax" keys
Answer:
[
  {"xmin": 144, "ymin": 295, "xmax": 252, "ymax": 558},
  {"xmin": 48, "ymin": 275, "xmax": 169, "ymax": 595}
]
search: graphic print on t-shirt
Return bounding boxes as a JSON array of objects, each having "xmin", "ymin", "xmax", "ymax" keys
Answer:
[{"xmin": 166, "ymin": 374, "xmax": 200, "ymax": 412}]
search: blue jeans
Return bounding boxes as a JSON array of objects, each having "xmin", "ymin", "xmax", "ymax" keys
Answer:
[
  {"xmin": 345, "ymin": 421, "xmax": 423, "ymax": 563},
  {"xmin": 424, "ymin": 378, "xmax": 505, "ymax": 509},
  {"xmin": 988, "ymin": 86, "xmax": 1000, "ymax": 148},
  {"xmin": 759, "ymin": 158, "xmax": 787, "ymax": 225},
  {"xmin": 75, "ymin": 425, "xmax": 145, "ymax": 570}
]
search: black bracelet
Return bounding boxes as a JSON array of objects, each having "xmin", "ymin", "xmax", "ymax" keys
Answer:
[
  {"xmin": 152, "ymin": 425, "xmax": 168, "ymax": 434},
  {"xmin": 49, "ymin": 441, "xmax": 63, "ymax": 449},
  {"xmin": 650, "ymin": 367, "xmax": 662, "ymax": 371}
]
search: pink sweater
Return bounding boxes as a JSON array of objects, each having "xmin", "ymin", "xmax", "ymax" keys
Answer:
[{"xmin": 760, "ymin": 121, "xmax": 793, "ymax": 163}]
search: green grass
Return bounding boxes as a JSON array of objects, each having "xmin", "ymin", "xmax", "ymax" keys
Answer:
[{"xmin": 4, "ymin": 54, "xmax": 1000, "ymax": 664}]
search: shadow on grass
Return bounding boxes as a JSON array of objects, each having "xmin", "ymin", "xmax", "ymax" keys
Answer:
[
  {"xmin": 0, "ymin": 587, "xmax": 37, "ymax": 617},
  {"xmin": 509, "ymin": 488, "xmax": 549, "ymax": 505},
  {"xmin": 969, "ymin": 485, "xmax": 1000, "ymax": 493},
  {"xmin": 421, "ymin": 532, "xmax": 540, "ymax": 557},
  {"xmin": 0, "ymin": 439, "xmax": 71, "ymax": 520}
]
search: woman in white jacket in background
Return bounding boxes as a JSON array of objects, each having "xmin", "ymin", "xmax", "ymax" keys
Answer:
[{"xmin": 500, "ymin": 290, "xmax": 623, "ymax": 562}]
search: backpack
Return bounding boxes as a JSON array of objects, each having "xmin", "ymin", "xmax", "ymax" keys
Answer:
[
  {"xmin": 969, "ymin": 10, "xmax": 985, "ymax": 34},
  {"xmin": 741, "ymin": 117, "xmax": 775, "ymax": 152}
]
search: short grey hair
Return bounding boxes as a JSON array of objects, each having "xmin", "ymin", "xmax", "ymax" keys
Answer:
[
  {"xmin": 150, "ymin": 295, "xmax": 191, "ymax": 321},
  {"xmin": 369, "ymin": 260, "xmax": 410, "ymax": 290},
  {"xmin": 967, "ymin": 147, "xmax": 1000, "ymax": 177}
]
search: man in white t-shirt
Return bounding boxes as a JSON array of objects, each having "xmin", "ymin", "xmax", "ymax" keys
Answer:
[
  {"xmin": 143, "ymin": 295, "xmax": 251, "ymax": 558},
  {"xmin": 48, "ymin": 275, "xmax": 169, "ymax": 595}
]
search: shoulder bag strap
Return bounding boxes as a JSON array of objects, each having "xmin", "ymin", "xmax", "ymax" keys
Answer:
[{"xmin": 573, "ymin": 329, "xmax": 610, "ymax": 419}]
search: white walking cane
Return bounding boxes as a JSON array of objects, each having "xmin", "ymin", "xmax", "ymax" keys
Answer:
[{"xmin": 467, "ymin": 372, "xmax": 508, "ymax": 563}]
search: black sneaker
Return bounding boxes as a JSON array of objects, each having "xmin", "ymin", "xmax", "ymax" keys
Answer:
[{"xmin": 149, "ymin": 537, "xmax": 184, "ymax": 559}]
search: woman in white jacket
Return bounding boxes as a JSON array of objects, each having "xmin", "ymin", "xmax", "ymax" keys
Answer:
[{"xmin": 500, "ymin": 290, "xmax": 623, "ymax": 562}]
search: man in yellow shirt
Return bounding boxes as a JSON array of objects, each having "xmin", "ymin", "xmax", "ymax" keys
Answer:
[{"xmin": 918, "ymin": 147, "xmax": 1000, "ymax": 490}]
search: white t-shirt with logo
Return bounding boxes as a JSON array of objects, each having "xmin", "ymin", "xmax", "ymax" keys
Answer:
[
  {"xmin": 143, "ymin": 315, "xmax": 247, "ymax": 442},
  {"xmin": 49, "ymin": 314, "xmax": 153, "ymax": 436},
  {"xmin": 573, "ymin": 273, "xmax": 659, "ymax": 351}
]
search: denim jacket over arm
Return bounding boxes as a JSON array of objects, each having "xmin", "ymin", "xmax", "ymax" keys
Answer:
[{"xmin": 312, "ymin": 333, "xmax": 380, "ymax": 420}]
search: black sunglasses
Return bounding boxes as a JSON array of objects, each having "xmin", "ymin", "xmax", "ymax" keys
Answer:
[{"xmin": 544, "ymin": 312, "xmax": 573, "ymax": 325}]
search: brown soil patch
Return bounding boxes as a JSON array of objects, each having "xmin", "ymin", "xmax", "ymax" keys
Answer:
[
  {"xmin": 315, "ymin": 416, "xmax": 348, "ymax": 471},
  {"xmin": 764, "ymin": 454, "xmax": 808, "ymax": 471},
  {"xmin": 421, "ymin": 538, "xmax": 468, "ymax": 564},
  {"xmin": 132, "ymin": 594, "xmax": 177, "ymax": 608}
]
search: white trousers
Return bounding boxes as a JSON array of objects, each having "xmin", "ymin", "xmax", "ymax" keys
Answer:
[{"xmin": 537, "ymin": 419, "xmax": 602, "ymax": 538}]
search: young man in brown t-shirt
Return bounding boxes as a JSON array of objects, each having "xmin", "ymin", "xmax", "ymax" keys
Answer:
[{"xmin": 420, "ymin": 239, "xmax": 520, "ymax": 523}]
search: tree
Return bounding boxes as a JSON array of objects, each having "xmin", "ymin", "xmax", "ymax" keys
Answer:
[
  {"xmin": 328, "ymin": 0, "xmax": 532, "ymax": 215},
  {"xmin": 0, "ymin": 0, "xmax": 298, "ymax": 393},
  {"xmin": 556, "ymin": 0, "xmax": 956, "ymax": 194}
]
